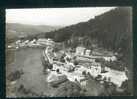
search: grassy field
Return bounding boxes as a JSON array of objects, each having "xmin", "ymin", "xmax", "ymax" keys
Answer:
[{"xmin": 6, "ymin": 48, "xmax": 56, "ymax": 97}]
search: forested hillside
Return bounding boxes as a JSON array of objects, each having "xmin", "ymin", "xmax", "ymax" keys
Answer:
[{"xmin": 45, "ymin": 7, "xmax": 132, "ymax": 70}]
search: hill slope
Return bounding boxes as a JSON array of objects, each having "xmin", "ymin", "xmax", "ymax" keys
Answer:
[
  {"xmin": 45, "ymin": 7, "xmax": 133, "ymax": 94},
  {"xmin": 6, "ymin": 23, "xmax": 63, "ymax": 42},
  {"xmin": 45, "ymin": 7, "xmax": 132, "ymax": 50},
  {"xmin": 45, "ymin": 7, "xmax": 132, "ymax": 71}
]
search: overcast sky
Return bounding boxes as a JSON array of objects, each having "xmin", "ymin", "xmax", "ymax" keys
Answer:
[{"xmin": 6, "ymin": 7, "xmax": 116, "ymax": 26}]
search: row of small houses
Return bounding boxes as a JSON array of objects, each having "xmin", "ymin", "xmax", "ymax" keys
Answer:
[{"xmin": 8, "ymin": 38, "xmax": 54, "ymax": 49}]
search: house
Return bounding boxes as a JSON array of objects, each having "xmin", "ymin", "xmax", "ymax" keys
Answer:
[
  {"xmin": 31, "ymin": 39, "xmax": 36, "ymax": 43},
  {"xmin": 24, "ymin": 40, "xmax": 29, "ymax": 44},
  {"xmin": 37, "ymin": 38, "xmax": 47, "ymax": 42},
  {"xmin": 100, "ymin": 68, "xmax": 128, "ymax": 87},
  {"xmin": 15, "ymin": 40, "xmax": 21, "ymax": 45},
  {"xmin": 75, "ymin": 46, "xmax": 86, "ymax": 55},
  {"xmin": 89, "ymin": 65, "xmax": 102, "ymax": 77},
  {"xmin": 37, "ymin": 38, "xmax": 47, "ymax": 45},
  {"xmin": 111, "ymin": 56, "xmax": 117, "ymax": 61},
  {"xmin": 85, "ymin": 49, "xmax": 91, "ymax": 56},
  {"xmin": 103, "ymin": 56, "xmax": 117, "ymax": 62},
  {"xmin": 64, "ymin": 63, "xmax": 75, "ymax": 72},
  {"xmin": 47, "ymin": 38, "xmax": 54, "ymax": 43},
  {"xmin": 76, "ymin": 56, "xmax": 95, "ymax": 63},
  {"xmin": 37, "ymin": 38, "xmax": 54, "ymax": 46},
  {"xmin": 80, "ymin": 80, "xmax": 87, "ymax": 86},
  {"xmin": 76, "ymin": 46, "xmax": 93, "ymax": 56},
  {"xmin": 7, "ymin": 45, "xmax": 12, "ymax": 48}
]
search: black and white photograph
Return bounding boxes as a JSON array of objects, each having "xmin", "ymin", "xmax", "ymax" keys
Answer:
[{"xmin": 6, "ymin": 7, "xmax": 133, "ymax": 97}]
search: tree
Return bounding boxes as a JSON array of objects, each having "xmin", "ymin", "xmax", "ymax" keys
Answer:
[
  {"xmin": 82, "ymin": 71, "xmax": 87, "ymax": 76},
  {"xmin": 73, "ymin": 60, "xmax": 79, "ymax": 65}
]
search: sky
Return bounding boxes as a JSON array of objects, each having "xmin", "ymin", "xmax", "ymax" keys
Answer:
[{"xmin": 6, "ymin": 7, "xmax": 116, "ymax": 26}]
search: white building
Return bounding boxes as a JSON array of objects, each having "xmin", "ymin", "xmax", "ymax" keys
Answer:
[
  {"xmin": 88, "ymin": 65, "xmax": 102, "ymax": 77},
  {"xmin": 24, "ymin": 40, "xmax": 29, "ymax": 44},
  {"xmin": 85, "ymin": 49, "xmax": 91, "ymax": 56},
  {"xmin": 37, "ymin": 38, "xmax": 47, "ymax": 42},
  {"xmin": 76, "ymin": 56, "xmax": 96, "ymax": 63},
  {"xmin": 100, "ymin": 68, "xmax": 128, "ymax": 87},
  {"xmin": 15, "ymin": 40, "xmax": 21, "ymax": 45},
  {"xmin": 76, "ymin": 46, "xmax": 86, "ymax": 55},
  {"xmin": 30, "ymin": 39, "xmax": 36, "ymax": 43},
  {"xmin": 7, "ymin": 45, "xmax": 12, "ymax": 48},
  {"xmin": 37, "ymin": 38, "xmax": 47, "ymax": 45},
  {"xmin": 80, "ymin": 80, "xmax": 87, "ymax": 86},
  {"xmin": 37, "ymin": 38, "xmax": 54, "ymax": 46},
  {"xmin": 103, "ymin": 56, "xmax": 117, "ymax": 62}
]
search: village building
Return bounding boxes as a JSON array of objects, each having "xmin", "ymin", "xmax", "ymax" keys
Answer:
[
  {"xmin": 100, "ymin": 68, "xmax": 128, "ymax": 87},
  {"xmin": 37, "ymin": 38, "xmax": 54, "ymax": 46},
  {"xmin": 37, "ymin": 38, "xmax": 47, "ymax": 42},
  {"xmin": 103, "ymin": 56, "xmax": 117, "ymax": 62},
  {"xmin": 24, "ymin": 40, "xmax": 29, "ymax": 44},
  {"xmin": 37, "ymin": 38, "xmax": 47, "ymax": 46},
  {"xmin": 75, "ymin": 46, "xmax": 92, "ymax": 56},
  {"xmin": 7, "ymin": 45, "xmax": 12, "ymax": 48},
  {"xmin": 88, "ymin": 65, "xmax": 102, "ymax": 77},
  {"xmin": 30, "ymin": 39, "xmax": 36, "ymax": 43},
  {"xmin": 47, "ymin": 38, "xmax": 54, "ymax": 43},
  {"xmin": 75, "ymin": 46, "xmax": 86, "ymax": 55},
  {"xmin": 80, "ymin": 80, "xmax": 87, "ymax": 86},
  {"xmin": 76, "ymin": 56, "xmax": 96, "ymax": 63},
  {"xmin": 85, "ymin": 49, "xmax": 91, "ymax": 56},
  {"xmin": 15, "ymin": 40, "xmax": 21, "ymax": 45}
]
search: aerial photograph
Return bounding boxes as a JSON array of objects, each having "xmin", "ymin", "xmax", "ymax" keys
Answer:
[{"xmin": 6, "ymin": 7, "xmax": 133, "ymax": 97}]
